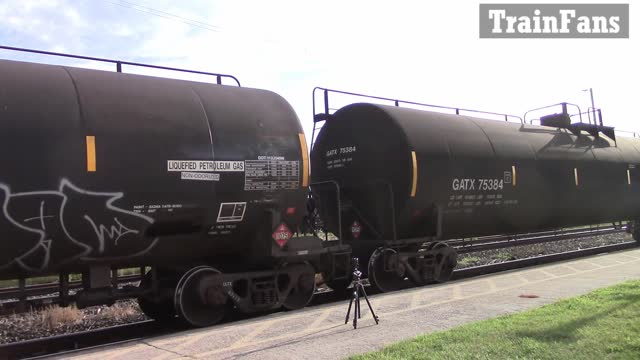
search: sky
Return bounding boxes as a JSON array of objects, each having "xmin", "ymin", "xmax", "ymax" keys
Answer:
[{"xmin": 0, "ymin": 0, "xmax": 638, "ymax": 143}]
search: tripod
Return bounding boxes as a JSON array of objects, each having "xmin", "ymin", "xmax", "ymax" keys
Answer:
[{"xmin": 344, "ymin": 257, "xmax": 379, "ymax": 329}]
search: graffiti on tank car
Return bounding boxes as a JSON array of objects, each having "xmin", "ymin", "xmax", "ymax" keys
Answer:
[
  {"xmin": 0, "ymin": 179, "xmax": 158, "ymax": 272},
  {"xmin": 84, "ymin": 217, "xmax": 139, "ymax": 251}
]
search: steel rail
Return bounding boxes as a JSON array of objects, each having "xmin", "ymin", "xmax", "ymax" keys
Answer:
[
  {"xmin": 453, "ymin": 227, "xmax": 625, "ymax": 254},
  {"xmin": 0, "ymin": 274, "xmax": 142, "ymax": 299},
  {"xmin": 0, "ymin": 274, "xmax": 143, "ymax": 316},
  {"xmin": 447, "ymin": 226, "xmax": 619, "ymax": 246},
  {"xmin": 452, "ymin": 241, "xmax": 638, "ymax": 280},
  {"xmin": 0, "ymin": 320, "xmax": 161, "ymax": 360}
]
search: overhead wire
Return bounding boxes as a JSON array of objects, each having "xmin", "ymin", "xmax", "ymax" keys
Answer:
[
  {"xmin": 99, "ymin": 0, "xmax": 223, "ymax": 33},
  {"xmin": 97, "ymin": 0, "xmax": 288, "ymax": 48},
  {"xmin": 98, "ymin": 0, "xmax": 292, "ymax": 45}
]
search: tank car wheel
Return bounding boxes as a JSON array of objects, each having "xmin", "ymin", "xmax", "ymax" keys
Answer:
[
  {"xmin": 368, "ymin": 248, "xmax": 409, "ymax": 292},
  {"xmin": 429, "ymin": 242, "xmax": 457, "ymax": 283},
  {"xmin": 174, "ymin": 266, "xmax": 229, "ymax": 327},
  {"xmin": 137, "ymin": 270, "xmax": 177, "ymax": 322},
  {"xmin": 280, "ymin": 262, "xmax": 316, "ymax": 310}
]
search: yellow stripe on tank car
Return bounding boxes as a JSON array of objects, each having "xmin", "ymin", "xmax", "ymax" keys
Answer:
[
  {"xmin": 511, "ymin": 165, "xmax": 517, "ymax": 186},
  {"xmin": 628, "ymin": 169, "xmax": 632, "ymax": 185},
  {"xmin": 411, "ymin": 151, "xmax": 418, "ymax": 197},
  {"xmin": 574, "ymin": 168, "xmax": 579, "ymax": 186},
  {"xmin": 86, "ymin": 136, "xmax": 96, "ymax": 172},
  {"xmin": 298, "ymin": 133, "xmax": 309, "ymax": 187}
]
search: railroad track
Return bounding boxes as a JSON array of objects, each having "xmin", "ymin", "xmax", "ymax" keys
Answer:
[
  {"xmin": 452, "ymin": 240, "xmax": 638, "ymax": 279},
  {"xmin": 0, "ymin": 320, "xmax": 161, "ymax": 360},
  {"xmin": 0, "ymin": 274, "xmax": 143, "ymax": 316},
  {"xmin": 451, "ymin": 225, "xmax": 626, "ymax": 253},
  {"xmin": 0, "ymin": 225, "xmax": 628, "ymax": 316},
  {"xmin": 2, "ymin": 236, "xmax": 636, "ymax": 360}
]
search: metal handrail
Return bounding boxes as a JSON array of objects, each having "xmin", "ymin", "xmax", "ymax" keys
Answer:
[
  {"xmin": 524, "ymin": 102, "xmax": 583, "ymax": 124},
  {"xmin": 570, "ymin": 109, "xmax": 605, "ymax": 126},
  {"xmin": 311, "ymin": 87, "xmax": 524, "ymax": 149},
  {"xmin": 0, "ymin": 45, "xmax": 241, "ymax": 86},
  {"xmin": 313, "ymin": 86, "xmax": 523, "ymax": 121}
]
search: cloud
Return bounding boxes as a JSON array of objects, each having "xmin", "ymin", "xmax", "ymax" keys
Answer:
[{"xmin": 0, "ymin": 0, "xmax": 637, "ymax": 138}]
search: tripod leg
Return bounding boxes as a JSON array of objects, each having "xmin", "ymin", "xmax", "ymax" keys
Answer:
[
  {"xmin": 357, "ymin": 286, "xmax": 362, "ymax": 319},
  {"xmin": 345, "ymin": 295, "xmax": 354, "ymax": 324},
  {"xmin": 360, "ymin": 286, "xmax": 379, "ymax": 324},
  {"xmin": 353, "ymin": 290, "xmax": 359, "ymax": 329}
]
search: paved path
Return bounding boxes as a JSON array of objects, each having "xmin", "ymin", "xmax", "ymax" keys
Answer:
[{"xmin": 62, "ymin": 248, "xmax": 640, "ymax": 360}]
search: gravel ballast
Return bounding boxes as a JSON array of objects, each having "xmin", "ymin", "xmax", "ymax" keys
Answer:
[
  {"xmin": 0, "ymin": 299, "xmax": 145, "ymax": 344},
  {"xmin": 456, "ymin": 231, "xmax": 633, "ymax": 269}
]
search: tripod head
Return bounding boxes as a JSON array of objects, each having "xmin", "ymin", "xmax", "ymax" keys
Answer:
[{"xmin": 352, "ymin": 257, "xmax": 362, "ymax": 280}]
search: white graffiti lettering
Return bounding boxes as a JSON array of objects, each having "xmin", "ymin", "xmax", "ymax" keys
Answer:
[
  {"xmin": 83, "ymin": 216, "xmax": 140, "ymax": 253},
  {"xmin": 0, "ymin": 179, "xmax": 158, "ymax": 272}
]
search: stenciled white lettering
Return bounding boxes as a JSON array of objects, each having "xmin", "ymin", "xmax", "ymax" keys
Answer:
[
  {"xmin": 452, "ymin": 178, "xmax": 504, "ymax": 192},
  {"xmin": 167, "ymin": 160, "xmax": 245, "ymax": 172}
]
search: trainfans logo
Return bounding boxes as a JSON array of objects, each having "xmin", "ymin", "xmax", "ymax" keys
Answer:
[{"xmin": 479, "ymin": 4, "xmax": 629, "ymax": 38}]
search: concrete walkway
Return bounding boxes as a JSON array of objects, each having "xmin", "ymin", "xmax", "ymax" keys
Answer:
[{"xmin": 63, "ymin": 248, "xmax": 640, "ymax": 360}]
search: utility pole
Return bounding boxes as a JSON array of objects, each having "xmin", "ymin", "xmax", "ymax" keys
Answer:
[{"xmin": 583, "ymin": 88, "xmax": 596, "ymax": 125}]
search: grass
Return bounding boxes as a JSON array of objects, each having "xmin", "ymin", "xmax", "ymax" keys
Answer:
[
  {"xmin": 494, "ymin": 250, "xmax": 515, "ymax": 262},
  {"xmin": 455, "ymin": 256, "xmax": 481, "ymax": 268},
  {"xmin": 351, "ymin": 279, "xmax": 640, "ymax": 360},
  {"xmin": 39, "ymin": 305, "xmax": 82, "ymax": 329},
  {"xmin": 100, "ymin": 301, "xmax": 140, "ymax": 322}
]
